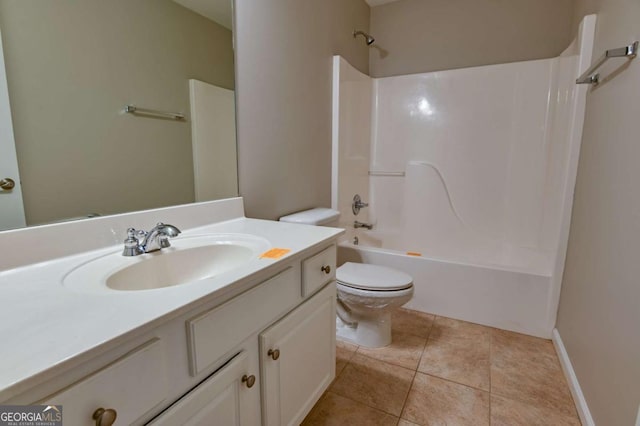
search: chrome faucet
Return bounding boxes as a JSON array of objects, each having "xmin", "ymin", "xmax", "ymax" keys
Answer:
[
  {"xmin": 122, "ymin": 222, "xmax": 182, "ymax": 256},
  {"xmin": 354, "ymin": 221, "xmax": 373, "ymax": 230}
]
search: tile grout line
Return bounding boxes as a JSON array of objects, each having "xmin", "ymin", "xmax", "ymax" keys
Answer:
[
  {"xmin": 329, "ymin": 389, "xmax": 402, "ymax": 420},
  {"xmin": 332, "ymin": 344, "xmax": 358, "ymax": 386},
  {"xmin": 419, "ymin": 316, "xmax": 493, "ymax": 394},
  {"xmin": 398, "ymin": 369, "xmax": 418, "ymax": 425},
  {"xmin": 334, "ymin": 313, "xmax": 516, "ymax": 424},
  {"xmin": 328, "ymin": 313, "xmax": 578, "ymax": 426},
  {"xmin": 322, "ymin": 390, "xmax": 402, "ymax": 423},
  {"xmin": 397, "ymin": 337, "xmax": 426, "ymax": 423},
  {"xmin": 487, "ymin": 328, "xmax": 581, "ymax": 423},
  {"xmin": 417, "ymin": 371, "xmax": 491, "ymax": 394},
  {"xmin": 332, "ymin": 316, "xmax": 437, "ymax": 423},
  {"xmin": 354, "ymin": 339, "xmax": 428, "ymax": 372},
  {"xmin": 396, "ymin": 315, "xmax": 436, "ymax": 425},
  {"xmin": 331, "ymin": 355, "xmax": 408, "ymax": 419}
]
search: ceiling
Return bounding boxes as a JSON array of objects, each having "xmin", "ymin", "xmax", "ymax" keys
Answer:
[
  {"xmin": 174, "ymin": 0, "xmax": 402, "ymax": 29},
  {"xmin": 173, "ymin": 0, "xmax": 232, "ymax": 30}
]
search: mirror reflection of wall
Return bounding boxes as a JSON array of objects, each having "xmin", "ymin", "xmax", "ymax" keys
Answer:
[{"xmin": 0, "ymin": 0, "xmax": 236, "ymax": 230}]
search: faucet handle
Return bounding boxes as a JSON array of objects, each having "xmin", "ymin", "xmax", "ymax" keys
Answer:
[
  {"xmin": 126, "ymin": 228, "xmax": 139, "ymax": 240},
  {"xmin": 123, "ymin": 228, "xmax": 144, "ymax": 256},
  {"xmin": 352, "ymin": 194, "xmax": 369, "ymax": 215}
]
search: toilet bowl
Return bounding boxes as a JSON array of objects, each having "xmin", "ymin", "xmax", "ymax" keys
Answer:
[
  {"xmin": 336, "ymin": 262, "xmax": 413, "ymax": 347},
  {"xmin": 279, "ymin": 208, "xmax": 415, "ymax": 348}
]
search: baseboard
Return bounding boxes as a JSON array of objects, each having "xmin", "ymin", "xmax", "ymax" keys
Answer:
[{"xmin": 552, "ymin": 328, "xmax": 595, "ymax": 426}]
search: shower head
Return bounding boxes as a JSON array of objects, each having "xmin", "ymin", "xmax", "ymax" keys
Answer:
[{"xmin": 353, "ymin": 30, "xmax": 375, "ymax": 46}]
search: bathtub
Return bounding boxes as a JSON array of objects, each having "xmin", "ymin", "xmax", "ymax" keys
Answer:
[{"xmin": 337, "ymin": 232, "xmax": 554, "ymax": 338}]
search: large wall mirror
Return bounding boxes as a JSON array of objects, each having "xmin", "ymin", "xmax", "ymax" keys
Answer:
[{"xmin": 0, "ymin": 0, "xmax": 237, "ymax": 232}]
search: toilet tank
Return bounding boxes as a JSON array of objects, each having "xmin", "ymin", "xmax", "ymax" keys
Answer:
[{"xmin": 279, "ymin": 208, "xmax": 341, "ymax": 227}]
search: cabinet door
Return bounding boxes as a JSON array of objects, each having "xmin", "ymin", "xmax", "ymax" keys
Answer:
[
  {"xmin": 148, "ymin": 350, "xmax": 259, "ymax": 426},
  {"xmin": 260, "ymin": 283, "xmax": 336, "ymax": 426}
]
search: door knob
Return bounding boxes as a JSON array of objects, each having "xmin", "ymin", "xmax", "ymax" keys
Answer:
[{"xmin": 0, "ymin": 178, "xmax": 15, "ymax": 190}]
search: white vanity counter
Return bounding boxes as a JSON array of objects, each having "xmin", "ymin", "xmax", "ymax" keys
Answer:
[{"xmin": 0, "ymin": 198, "xmax": 343, "ymax": 408}]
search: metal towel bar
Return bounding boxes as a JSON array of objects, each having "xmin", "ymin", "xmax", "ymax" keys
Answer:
[
  {"xmin": 368, "ymin": 171, "xmax": 405, "ymax": 177},
  {"xmin": 576, "ymin": 41, "xmax": 638, "ymax": 85},
  {"xmin": 124, "ymin": 105, "xmax": 185, "ymax": 120}
]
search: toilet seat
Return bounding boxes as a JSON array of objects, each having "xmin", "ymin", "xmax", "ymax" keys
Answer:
[
  {"xmin": 337, "ymin": 282, "xmax": 414, "ymax": 301},
  {"xmin": 337, "ymin": 262, "xmax": 413, "ymax": 291}
]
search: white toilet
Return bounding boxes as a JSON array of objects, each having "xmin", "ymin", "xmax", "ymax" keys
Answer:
[{"xmin": 279, "ymin": 208, "xmax": 414, "ymax": 348}]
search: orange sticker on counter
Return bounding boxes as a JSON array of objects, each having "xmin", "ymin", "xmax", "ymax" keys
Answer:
[
  {"xmin": 260, "ymin": 248, "xmax": 291, "ymax": 259},
  {"xmin": 406, "ymin": 251, "xmax": 422, "ymax": 257}
]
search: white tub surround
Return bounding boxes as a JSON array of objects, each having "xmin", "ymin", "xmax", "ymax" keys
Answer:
[
  {"xmin": 0, "ymin": 197, "xmax": 343, "ymax": 425},
  {"xmin": 331, "ymin": 56, "xmax": 372, "ymax": 232},
  {"xmin": 332, "ymin": 16, "xmax": 596, "ymax": 338}
]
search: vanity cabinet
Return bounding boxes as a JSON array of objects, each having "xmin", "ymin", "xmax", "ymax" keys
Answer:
[
  {"xmin": 6, "ymin": 239, "xmax": 336, "ymax": 426},
  {"xmin": 14, "ymin": 242, "xmax": 338, "ymax": 426},
  {"xmin": 151, "ymin": 281, "xmax": 336, "ymax": 426},
  {"xmin": 260, "ymin": 282, "xmax": 336, "ymax": 426}
]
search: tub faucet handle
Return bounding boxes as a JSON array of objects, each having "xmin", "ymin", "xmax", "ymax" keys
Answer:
[{"xmin": 352, "ymin": 194, "xmax": 369, "ymax": 215}]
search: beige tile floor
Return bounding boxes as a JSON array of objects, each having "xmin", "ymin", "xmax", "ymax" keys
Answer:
[{"xmin": 303, "ymin": 308, "xmax": 581, "ymax": 426}]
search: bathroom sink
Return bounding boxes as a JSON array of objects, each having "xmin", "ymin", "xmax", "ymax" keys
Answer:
[{"xmin": 63, "ymin": 234, "xmax": 271, "ymax": 293}]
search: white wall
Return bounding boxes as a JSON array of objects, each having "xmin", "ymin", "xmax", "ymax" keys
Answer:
[
  {"xmin": 556, "ymin": 0, "xmax": 640, "ymax": 424},
  {"xmin": 234, "ymin": 0, "xmax": 370, "ymax": 220},
  {"xmin": 369, "ymin": 0, "xmax": 575, "ymax": 77}
]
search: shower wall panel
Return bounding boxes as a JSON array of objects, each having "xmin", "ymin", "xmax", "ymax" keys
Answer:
[{"xmin": 370, "ymin": 58, "xmax": 577, "ymax": 271}]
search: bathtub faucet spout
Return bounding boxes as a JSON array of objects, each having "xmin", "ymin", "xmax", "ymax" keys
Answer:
[{"xmin": 354, "ymin": 221, "xmax": 373, "ymax": 230}]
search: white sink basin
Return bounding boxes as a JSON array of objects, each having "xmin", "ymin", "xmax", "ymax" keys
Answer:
[{"xmin": 63, "ymin": 234, "xmax": 271, "ymax": 293}]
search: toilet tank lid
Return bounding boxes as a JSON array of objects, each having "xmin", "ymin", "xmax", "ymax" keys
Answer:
[{"xmin": 279, "ymin": 208, "xmax": 340, "ymax": 225}]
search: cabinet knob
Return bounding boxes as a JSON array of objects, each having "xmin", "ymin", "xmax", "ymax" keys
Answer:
[
  {"xmin": 267, "ymin": 348, "xmax": 280, "ymax": 360},
  {"xmin": 92, "ymin": 408, "xmax": 117, "ymax": 426},
  {"xmin": 321, "ymin": 265, "xmax": 331, "ymax": 274},
  {"xmin": 242, "ymin": 374, "xmax": 256, "ymax": 388}
]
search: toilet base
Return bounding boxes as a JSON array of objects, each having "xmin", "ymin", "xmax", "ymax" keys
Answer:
[{"xmin": 336, "ymin": 312, "xmax": 392, "ymax": 348}]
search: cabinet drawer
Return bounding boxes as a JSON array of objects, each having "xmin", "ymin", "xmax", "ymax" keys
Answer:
[
  {"xmin": 44, "ymin": 338, "xmax": 167, "ymax": 426},
  {"xmin": 187, "ymin": 267, "xmax": 299, "ymax": 376},
  {"xmin": 302, "ymin": 245, "xmax": 336, "ymax": 296}
]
